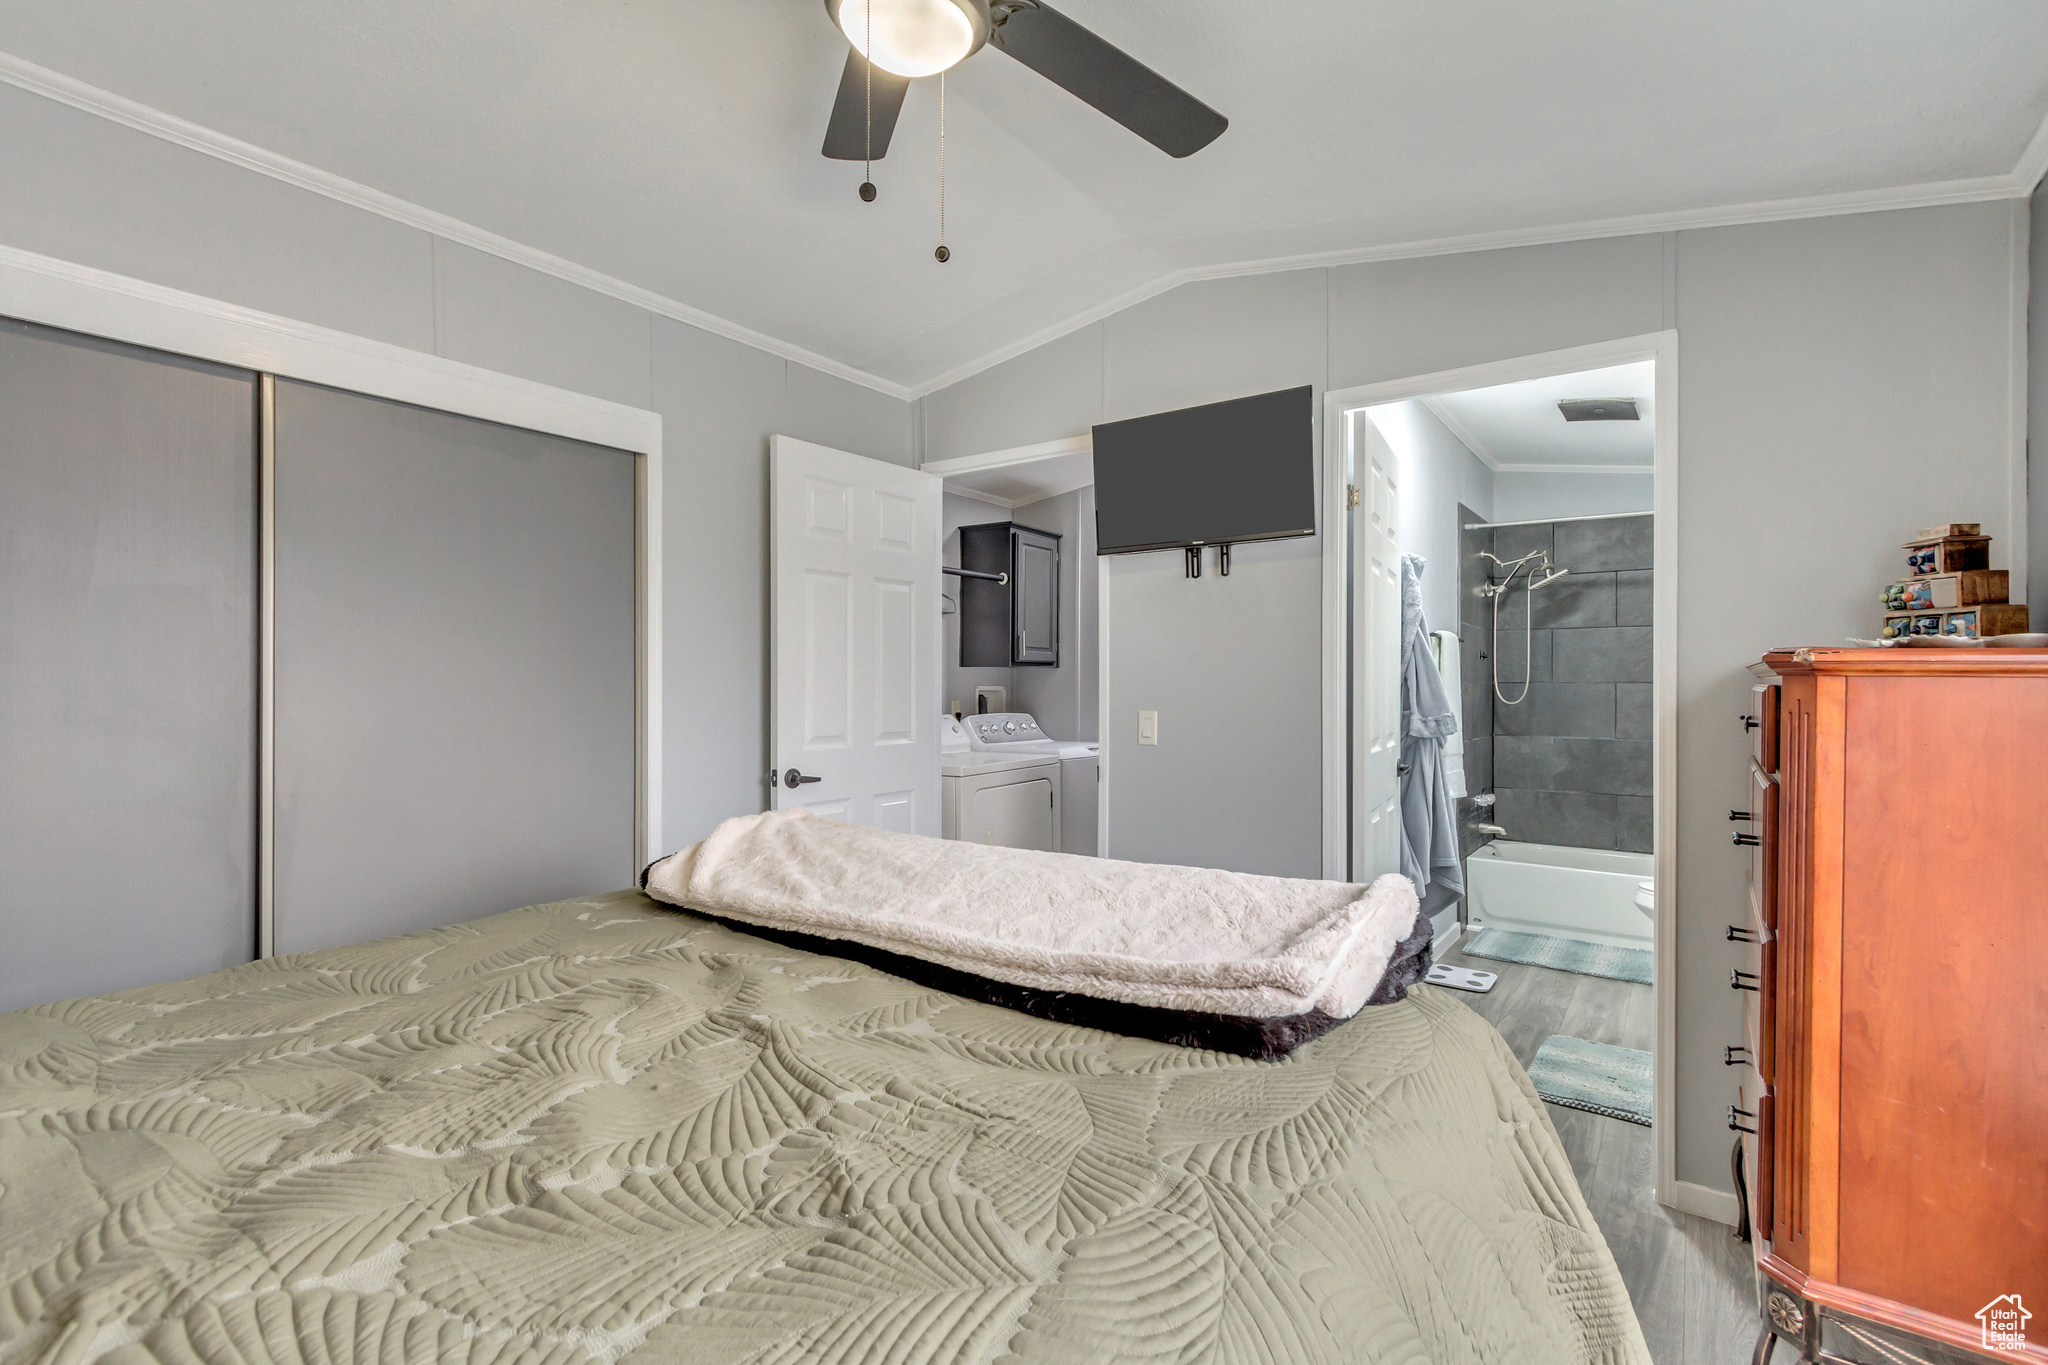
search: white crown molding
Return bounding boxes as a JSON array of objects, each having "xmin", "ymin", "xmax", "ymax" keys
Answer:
[
  {"xmin": 1494, "ymin": 462, "xmax": 1655, "ymax": 475},
  {"xmin": 0, "ymin": 49, "xmax": 918, "ymax": 402},
  {"xmin": 920, "ymin": 433, "xmax": 1091, "ymax": 476},
  {"xmin": 942, "ymin": 484, "xmax": 1014, "ymax": 510},
  {"xmin": 3, "ymin": 47, "xmax": 2043, "ymax": 403},
  {"xmin": 1416, "ymin": 395, "xmax": 1501, "ymax": 471}
]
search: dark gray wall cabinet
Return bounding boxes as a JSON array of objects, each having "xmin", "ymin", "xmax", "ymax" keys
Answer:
[{"xmin": 959, "ymin": 522, "xmax": 1061, "ymax": 668}]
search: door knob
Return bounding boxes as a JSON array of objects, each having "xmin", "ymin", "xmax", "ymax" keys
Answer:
[{"xmin": 783, "ymin": 768, "xmax": 822, "ymax": 787}]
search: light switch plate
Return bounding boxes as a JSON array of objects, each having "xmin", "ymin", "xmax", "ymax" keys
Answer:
[{"xmin": 1137, "ymin": 710, "xmax": 1157, "ymax": 745}]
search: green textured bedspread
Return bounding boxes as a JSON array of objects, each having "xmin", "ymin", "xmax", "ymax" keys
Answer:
[{"xmin": 0, "ymin": 891, "xmax": 1648, "ymax": 1364}]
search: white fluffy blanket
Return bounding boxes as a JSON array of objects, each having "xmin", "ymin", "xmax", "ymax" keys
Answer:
[{"xmin": 642, "ymin": 809, "xmax": 1420, "ymax": 1020}]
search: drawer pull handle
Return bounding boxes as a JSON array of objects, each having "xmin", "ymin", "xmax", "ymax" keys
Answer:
[
  {"xmin": 1730, "ymin": 969, "xmax": 1760, "ymax": 992},
  {"xmin": 1732, "ymin": 832, "xmax": 1761, "ymax": 847},
  {"xmin": 1729, "ymin": 809, "xmax": 1752, "ymax": 822},
  {"xmin": 1741, "ymin": 714, "xmax": 1760, "ymax": 733},
  {"xmin": 1732, "ymin": 1138, "xmax": 1752, "ymax": 1244},
  {"xmin": 1724, "ymin": 1045, "xmax": 1751, "ymax": 1066},
  {"xmin": 1728, "ymin": 1104, "xmax": 1758, "ymax": 1135},
  {"xmin": 1726, "ymin": 925, "xmax": 1758, "ymax": 943}
]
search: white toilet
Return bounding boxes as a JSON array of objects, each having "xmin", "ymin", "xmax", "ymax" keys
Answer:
[{"xmin": 1634, "ymin": 879, "xmax": 1655, "ymax": 922}]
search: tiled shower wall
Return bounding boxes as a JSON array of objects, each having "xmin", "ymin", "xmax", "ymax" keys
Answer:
[
  {"xmin": 1481, "ymin": 513, "xmax": 1653, "ymax": 854},
  {"xmin": 1455, "ymin": 508, "xmax": 1496, "ymax": 860}
]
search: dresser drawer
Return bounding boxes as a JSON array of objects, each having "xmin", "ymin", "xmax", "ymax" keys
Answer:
[
  {"xmin": 1750, "ymin": 681, "xmax": 1781, "ymax": 774},
  {"xmin": 1734, "ymin": 1064, "xmax": 1772, "ymax": 1246},
  {"xmin": 1747, "ymin": 761, "xmax": 1779, "ymax": 933}
]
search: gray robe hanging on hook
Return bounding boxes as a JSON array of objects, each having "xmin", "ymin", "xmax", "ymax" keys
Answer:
[{"xmin": 1399, "ymin": 553, "xmax": 1463, "ymax": 900}]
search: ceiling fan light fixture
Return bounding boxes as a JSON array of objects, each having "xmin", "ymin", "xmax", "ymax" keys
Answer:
[{"xmin": 829, "ymin": 0, "xmax": 989, "ymax": 79}]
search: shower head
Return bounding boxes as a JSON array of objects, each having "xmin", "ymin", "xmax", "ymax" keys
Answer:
[{"xmin": 1529, "ymin": 566, "xmax": 1570, "ymax": 590}]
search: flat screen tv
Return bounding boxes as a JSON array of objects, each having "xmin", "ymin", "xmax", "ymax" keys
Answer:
[{"xmin": 1092, "ymin": 385, "xmax": 1314, "ymax": 555}]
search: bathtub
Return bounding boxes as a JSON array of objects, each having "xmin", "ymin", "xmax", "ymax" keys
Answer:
[{"xmin": 1464, "ymin": 841, "xmax": 1654, "ymax": 950}]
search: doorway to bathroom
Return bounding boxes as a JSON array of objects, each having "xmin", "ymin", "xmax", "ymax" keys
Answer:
[{"xmin": 1323, "ymin": 332, "xmax": 1681, "ymax": 1215}]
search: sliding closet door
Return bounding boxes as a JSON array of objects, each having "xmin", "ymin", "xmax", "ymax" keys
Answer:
[
  {"xmin": 271, "ymin": 381, "xmax": 636, "ymax": 954},
  {"xmin": 0, "ymin": 319, "xmax": 258, "ymax": 1011}
]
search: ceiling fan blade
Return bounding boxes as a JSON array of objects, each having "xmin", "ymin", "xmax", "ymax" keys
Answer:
[
  {"xmin": 989, "ymin": 2, "xmax": 1227, "ymax": 158},
  {"xmin": 822, "ymin": 48, "xmax": 911, "ymax": 160}
]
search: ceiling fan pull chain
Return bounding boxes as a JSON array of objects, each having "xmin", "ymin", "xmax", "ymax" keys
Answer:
[
  {"xmin": 858, "ymin": 1, "xmax": 876, "ymax": 202},
  {"xmin": 935, "ymin": 72, "xmax": 950, "ymax": 262}
]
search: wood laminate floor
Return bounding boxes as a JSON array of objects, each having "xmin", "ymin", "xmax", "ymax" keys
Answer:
[{"xmin": 1439, "ymin": 939, "xmax": 1762, "ymax": 1365}]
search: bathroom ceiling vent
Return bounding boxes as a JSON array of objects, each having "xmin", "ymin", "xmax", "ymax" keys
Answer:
[{"xmin": 1558, "ymin": 398, "xmax": 1640, "ymax": 422}]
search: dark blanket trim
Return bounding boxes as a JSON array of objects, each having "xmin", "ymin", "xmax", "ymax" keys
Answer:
[{"xmin": 644, "ymin": 882, "xmax": 1435, "ymax": 1061}]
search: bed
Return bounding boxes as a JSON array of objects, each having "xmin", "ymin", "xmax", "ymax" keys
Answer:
[{"xmin": 0, "ymin": 889, "xmax": 1649, "ymax": 1364}]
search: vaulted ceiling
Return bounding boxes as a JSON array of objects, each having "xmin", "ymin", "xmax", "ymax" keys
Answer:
[{"xmin": 2, "ymin": 1, "xmax": 2044, "ymax": 395}]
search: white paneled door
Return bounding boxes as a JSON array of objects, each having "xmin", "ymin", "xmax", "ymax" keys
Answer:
[
  {"xmin": 770, "ymin": 436, "xmax": 941, "ymax": 834},
  {"xmin": 1352, "ymin": 413, "xmax": 1403, "ymax": 881}
]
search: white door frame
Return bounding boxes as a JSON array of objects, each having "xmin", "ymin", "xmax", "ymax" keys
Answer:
[
  {"xmin": 1322, "ymin": 329, "xmax": 1692, "ymax": 1217},
  {"xmin": 0, "ymin": 242, "xmax": 666, "ymax": 951}
]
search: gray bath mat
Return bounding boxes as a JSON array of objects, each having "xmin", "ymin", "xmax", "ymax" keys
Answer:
[
  {"xmin": 1527, "ymin": 1036, "xmax": 1652, "ymax": 1126},
  {"xmin": 1462, "ymin": 928, "xmax": 1652, "ymax": 984}
]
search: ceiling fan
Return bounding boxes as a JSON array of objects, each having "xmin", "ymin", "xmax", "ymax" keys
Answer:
[{"xmin": 819, "ymin": 0, "xmax": 1228, "ymax": 163}]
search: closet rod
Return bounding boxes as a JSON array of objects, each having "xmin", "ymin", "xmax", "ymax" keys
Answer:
[
  {"xmin": 944, "ymin": 565, "xmax": 1008, "ymax": 585},
  {"xmin": 1461, "ymin": 509, "xmax": 1650, "ymax": 531},
  {"xmin": 257, "ymin": 374, "xmax": 276, "ymax": 960}
]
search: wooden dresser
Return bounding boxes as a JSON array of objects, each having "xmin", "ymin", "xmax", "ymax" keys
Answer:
[{"xmin": 1738, "ymin": 649, "xmax": 2047, "ymax": 1363}]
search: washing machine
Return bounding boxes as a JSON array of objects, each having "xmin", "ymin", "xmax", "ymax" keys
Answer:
[
  {"xmin": 941, "ymin": 715, "xmax": 1062, "ymax": 850},
  {"xmin": 960, "ymin": 713, "xmax": 1100, "ymax": 857}
]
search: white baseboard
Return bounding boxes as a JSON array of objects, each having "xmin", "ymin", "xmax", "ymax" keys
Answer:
[
  {"xmin": 1665, "ymin": 1179, "xmax": 1741, "ymax": 1227},
  {"xmin": 1433, "ymin": 921, "xmax": 1464, "ymax": 959}
]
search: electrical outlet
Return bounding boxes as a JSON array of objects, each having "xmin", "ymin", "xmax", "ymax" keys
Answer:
[{"xmin": 1137, "ymin": 710, "xmax": 1158, "ymax": 746}]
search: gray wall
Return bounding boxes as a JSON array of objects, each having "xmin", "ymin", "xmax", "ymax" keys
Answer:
[
  {"xmin": 1100, "ymin": 272, "xmax": 1329, "ymax": 876},
  {"xmin": 1369, "ymin": 400, "xmax": 1494, "ymax": 635},
  {"xmin": 922, "ymin": 201, "xmax": 2031, "ymax": 1196},
  {"xmin": 1011, "ymin": 486, "xmax": 1099, "ymax": 742},
  {"xmin": 1494, "ymin": 471, "xmax": 1654, "ymax": 523},
  {"xmin": 0, "ymin": 83, "xmax": 918, "ymax": 863},
  {"xmin": 1489, "ymin": 515, "xmax": 1654, "ymax": 854}
]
